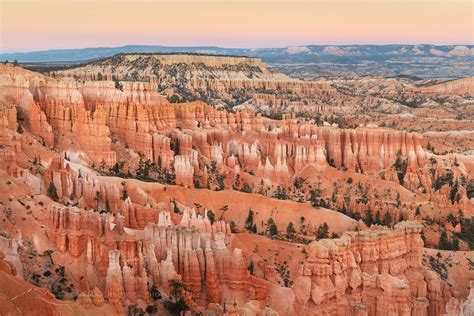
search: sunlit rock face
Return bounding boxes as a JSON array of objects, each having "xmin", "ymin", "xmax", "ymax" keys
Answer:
[
  {"xmin": 1, "ymin": 63, "xmax": 435, "ymax": 193},
  {"xmin": 293, "ymin": 221, "xmax": 462, "ymax": 315},
  {"xmin": 0, "ymin": 62, "xmax": 471, "ymax": 315}
]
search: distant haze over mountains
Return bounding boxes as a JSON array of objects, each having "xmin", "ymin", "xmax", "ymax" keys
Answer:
[
  {"xmin": 2, "ymin": 44, "xmax": 473, "ymax": 79},
  {"xmin": 2, "ymin": 44, "xmax": 473, "ymax": 62}
]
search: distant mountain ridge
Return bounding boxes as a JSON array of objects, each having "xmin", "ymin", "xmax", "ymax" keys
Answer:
[
  {"xmin": 2, "ymin": 44, "xmax": 473, "ymax": 79},
  {"xmin": 2, "ymin": 44, "xmax": 473, "ymax": 62}
]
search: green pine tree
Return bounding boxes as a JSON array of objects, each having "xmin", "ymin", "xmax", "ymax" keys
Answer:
[
  {"xmin": 245, "ymin": 209, "xmax": 255, "ymax": 232},
  {"xmin": 375, "ymin": 210, "xmax": 381, "ymax": 225},
  {"xmin": 316, "ymin": 223, "xmax": 329, "ymax": 239},
  {"xmin": 439, "ymin": 230, "xmax": 450, "ymax": 250},
  {"xmin": 267, "ymin": 218, "xmax": 278, "ymax": 237},
  {"xmin": 286, "ymin": 222, "xmax": 296, "ymax": 239},
  {"xmin": 47, "ymin": 182, "xmax": 59, "ymax": 201},
  {"xmin": 364, "ymin": 207, "xmax": 374, "ymax": 227}
]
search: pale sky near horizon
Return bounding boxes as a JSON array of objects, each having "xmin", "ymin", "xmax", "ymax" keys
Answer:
[{"xmin": 0, "ymin": 0, "xmax": 473, "ymax": 53}]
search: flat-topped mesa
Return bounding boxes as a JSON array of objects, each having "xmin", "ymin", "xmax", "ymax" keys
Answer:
[
  {"xmin": 54, "ymin": 53, "xmax": 342, "ymax": 102},
  {"xmin": 139, "ymin": 53, "xmax": 268, "ymax": 69},
  {"xmin": 293, "ymin": 221, "xmax": 455, "ymax": 316},
  {"xmin": 57, "ymin": 53, "xmax": 284, "ymax": 81}
]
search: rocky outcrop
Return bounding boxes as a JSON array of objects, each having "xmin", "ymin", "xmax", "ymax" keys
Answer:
[
  {"xmin": 292, "ymin": 221, "xmax": 456, "ymax": 315},
  {"xmin": 78, "ymin": 287, "xmax": 105, "ymax": 309},
  {"xmin": 45, "ymin": 202, "xmax": 266, "ymax": 311},
  {"xmin": 174, "ymin": 155, "xmax": 194, "ymax": 187},
  {"xmin": 0, "ymin": 64, "xmax": 115, "ymax": 165},
  {"xmin": 1, "ymin": 64, "xmax": 436, "ymax": 192},
  {"xmin": 0, "ymin": 105, "xmax": 21, "ymax": 175},
  {"xmin": 421, "ymin": 77, "xmax": 474, "ymax": 96},
  {"xmin": 152, "ymin": 133, "xmax": 174, "ymax": 169},
  {"xmin": 144, "ymin": 209, "xmax": 262, "ymax": 302},
  {"xmin": 315, "ymin": 126, "xmax": 426, "ymax": 173},
  {"xmin": 0, "ymin": 236, "xmax": 23, "ymax": 276},
  {"xmin": 0, "ymin": 65, "xmax": 55, "ymax": 146},
  {"xmin": 1, "ymin": 63, "xmax": 470, "ymax": 316},
  {"xmin": 246, "ymin": 90, "xmax": 346, "ymax": 116},
  {"xmin": 54, "ymin": 53, "xmax": 347, "ymax": 112},
  {"xmin": 57, "ymin": 53, "xmax": 289, "ymax": 83}
]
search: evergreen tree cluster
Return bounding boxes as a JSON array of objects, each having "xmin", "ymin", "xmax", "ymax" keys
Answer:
[
  {"xmin": 163, "ymin": 279, "xmax": 188, "ymax": 315},
  {"xmin": 207, "ymin": 161, "xmax": 226, "ymax": 190},
  {"xmin": 273, "ymin": 185, "xmax": 289, "ymax": 200},
  {"xmin": 450, "ymin": 210, "xmax": 474, "ymax": 250},
  {"xmin": 316, "ymin": 223, "xmax": 329, "ymax": 239},
  {"xmin": 107, "ymin": 158, "xmax": 176, "ymax": 185},
  {"xmin": 438, "ymin": 230, "xmax": 459, "ymax": 251},
  {"xmin": 245, "ymin": 209, "xmax": 257, "ymax": 233}
]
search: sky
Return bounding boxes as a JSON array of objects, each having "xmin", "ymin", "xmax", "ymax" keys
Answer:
[{"xmin": 1, "ymin": 0, "xmax": 473, "ymax": 53}]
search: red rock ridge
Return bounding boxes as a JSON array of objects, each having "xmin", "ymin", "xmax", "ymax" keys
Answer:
[{"xmin": 292, "ymin": 221, "xmax": 463, "ymax": 315}]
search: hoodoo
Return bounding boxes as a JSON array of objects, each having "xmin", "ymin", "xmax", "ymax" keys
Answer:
[{"xmin": 0, "ymin": 49, "xmax": 472, "ymax": 315}]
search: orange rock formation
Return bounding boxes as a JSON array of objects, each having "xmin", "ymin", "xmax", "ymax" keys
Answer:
[{"xmin": 0, "ymin": 62, "xmax": 472, "ymax": 315}]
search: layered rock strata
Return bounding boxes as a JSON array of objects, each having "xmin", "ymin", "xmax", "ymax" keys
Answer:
[
  {"xmin": 293, "ymin": 221, "xmax": 461, "ymax": 315},
  {"xmin": 46, "ymin": 204, "xmax": 266, "ymax": 311},
  {"xmin": 0, "ymin": 64, "xmax": 435, "ymax": 192}
]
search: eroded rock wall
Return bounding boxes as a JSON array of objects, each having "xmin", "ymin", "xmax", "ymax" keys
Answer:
[{"xmin": 293, "ymin": 221, "xmax": 460, "ymax": 316}]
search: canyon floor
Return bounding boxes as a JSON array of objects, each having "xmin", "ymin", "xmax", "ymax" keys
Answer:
[{"xmin": 0, "ymin": 54, "xmax": 473, "ymax": 315}]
